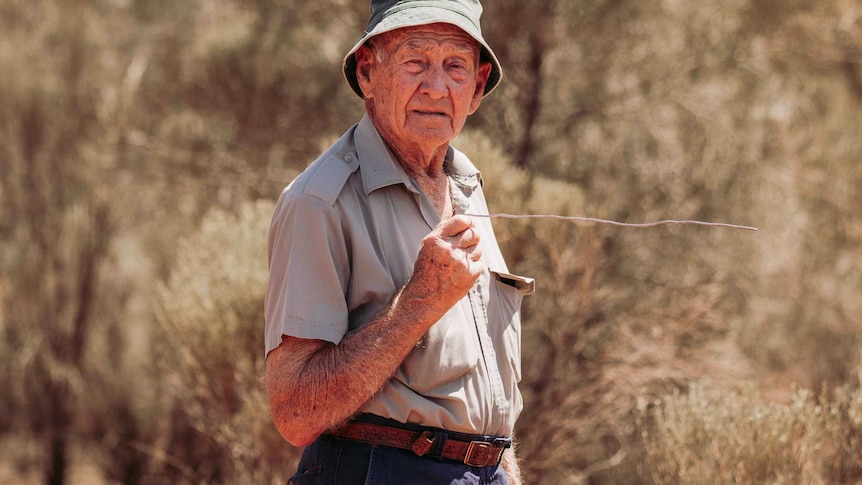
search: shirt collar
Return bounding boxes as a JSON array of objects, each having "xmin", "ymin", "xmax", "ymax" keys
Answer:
[
  {"xmin": 354, "ymin": 114, "xmax": 483, "ymax": 196},
  {"xmin": 355, "ymin": 114, "xmax": 414, "ymax": 196}
]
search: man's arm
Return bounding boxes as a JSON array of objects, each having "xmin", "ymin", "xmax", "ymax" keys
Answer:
[{"xmin": 266, "ymin": 215, "xmax": 483, "ymax": 446}]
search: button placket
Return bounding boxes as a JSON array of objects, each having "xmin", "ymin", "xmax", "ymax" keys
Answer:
[{"xmin": 468, "ymin": 281, "xmax": 508, "ymax": 413}]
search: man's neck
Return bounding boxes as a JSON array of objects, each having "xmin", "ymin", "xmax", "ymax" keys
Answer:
[
  {"xmin": 390, "ymin": 143, "xmax": 449, "ymax": 180},
  {"xmin": 373, "ymin": 128, "xmax": 453, "ymax": 218}
]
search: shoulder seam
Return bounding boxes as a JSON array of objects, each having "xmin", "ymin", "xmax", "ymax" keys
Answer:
[{"xmin": 301, "ymin": 151, "xmax": 360, "ymax": 206}]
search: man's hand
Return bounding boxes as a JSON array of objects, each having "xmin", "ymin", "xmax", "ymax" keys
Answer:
[{"xmin": 403, "ymin": 215, "xmax": 484, "ymax": 314}]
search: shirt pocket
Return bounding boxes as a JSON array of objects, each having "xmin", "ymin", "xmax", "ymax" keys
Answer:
[{"xmin": 490, "ymin": 271, "xmax": 534, "ymax": 383}]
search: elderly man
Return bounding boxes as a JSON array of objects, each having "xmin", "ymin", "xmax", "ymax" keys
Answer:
[{"xmin": 265, "ymin": 1, "xmax": 533, "ymax": 483}]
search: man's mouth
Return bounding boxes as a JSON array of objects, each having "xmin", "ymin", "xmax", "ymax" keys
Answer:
[
  {"xmin": 413, "ymin": 110, "xmax": 449, "ymax": 119},
  {"xmin": 412, "ymin": 109, "xmax": 449, "ymax": 117}
]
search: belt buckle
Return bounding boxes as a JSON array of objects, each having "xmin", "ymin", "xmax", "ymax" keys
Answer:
[{"xmin": 464, "ymin": 441, "xmax": 498, "ymax": 467}]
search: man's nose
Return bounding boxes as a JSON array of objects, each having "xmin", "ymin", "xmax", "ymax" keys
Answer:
[{"xmin": 419, "ymin": 65, "xmax": 448, "ymax": 99}]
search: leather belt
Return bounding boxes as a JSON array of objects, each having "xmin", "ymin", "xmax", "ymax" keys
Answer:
[{"xmin": 325, "ymin": 420, "xmax": 511, "ymax": 467}]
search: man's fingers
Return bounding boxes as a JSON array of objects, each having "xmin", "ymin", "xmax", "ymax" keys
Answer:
[
  {"xmin": 437, "ymin": 216, "xmax": 481, "ymax": 251},
  {"xmin": 465, "ymin": 244, "xmax": 483, "ymax": 262},
  {"xmin": 458, "ymin": 227, "xmax": 479, "ymax": 249},
  {"xmin": 439, "ymin": 214, "xmax": 473, "ymax": 237}
]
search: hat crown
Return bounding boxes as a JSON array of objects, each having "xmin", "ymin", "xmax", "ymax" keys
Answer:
[{"xmin": 366, "ymin": 0, "xmax": 484, "ymax": 33}]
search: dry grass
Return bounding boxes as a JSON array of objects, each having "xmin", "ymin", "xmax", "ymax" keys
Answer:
[{"xmin": 638, "ymin": 384, "xmax": 862, "ymax": 484}]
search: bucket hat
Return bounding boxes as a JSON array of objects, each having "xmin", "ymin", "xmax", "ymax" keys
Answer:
[{"xmin": 343, "ymin": 0, "xmax": 503, "ymax": 99}]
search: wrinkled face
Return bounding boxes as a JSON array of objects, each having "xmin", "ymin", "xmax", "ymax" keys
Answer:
[{"xmin": 356, "ymin": 23, "xmax": 492, "ymax": 152}]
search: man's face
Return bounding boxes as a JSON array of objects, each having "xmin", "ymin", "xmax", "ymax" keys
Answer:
[{"xmin": 357, "ymin": 23, "xmax": 492, "ymax": 153}]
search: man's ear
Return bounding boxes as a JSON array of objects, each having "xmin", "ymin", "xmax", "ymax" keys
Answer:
[
  {"xmin": 355, "ymin": 45, "xmax": 376, "ymax": 100},
  {"xmin": 468, "ymin": 61, "xmax": 493, "ymax": 114}
]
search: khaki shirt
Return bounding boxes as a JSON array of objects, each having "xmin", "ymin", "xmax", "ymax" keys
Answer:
[{"xmin": 265, "ymin": 115, "xmax": 533, "ymax": 437}]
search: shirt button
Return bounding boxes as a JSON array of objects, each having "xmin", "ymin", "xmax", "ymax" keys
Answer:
[{"xmin": 344, "ymin": 154, "xmax": 354, "ymax": 162}]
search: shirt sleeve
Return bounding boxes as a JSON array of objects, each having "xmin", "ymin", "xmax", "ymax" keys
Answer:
[{"xmin": 265, "ymin": 191, "xmax": 350, "ymax": 355}]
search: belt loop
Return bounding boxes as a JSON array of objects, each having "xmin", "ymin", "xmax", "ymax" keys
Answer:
[{"xmin": 428, "ymin": 429, "xmax": 448, "ymax": 458}]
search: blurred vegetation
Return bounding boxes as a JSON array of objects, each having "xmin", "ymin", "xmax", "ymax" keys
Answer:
[
  {"xmin": 154, "ymin": 201, "xmax": 292, "ymax": 484},
  {"xmin": 636, "ymin": 384, "xmax": 862, "ymax": 484},
  {"xmin": 1, "ymin": 0, "xmax": 861, "ymax": 484}
]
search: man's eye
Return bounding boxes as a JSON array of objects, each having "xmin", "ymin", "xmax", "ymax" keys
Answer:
[{"xmin": 446, "ymin": 58, "xmax": 470, "ymax": 71}]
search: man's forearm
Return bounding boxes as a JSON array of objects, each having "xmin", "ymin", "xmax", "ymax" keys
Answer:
[{"xmin": 266, "ymin": 285, "xmax": 447, "ymax": 446}]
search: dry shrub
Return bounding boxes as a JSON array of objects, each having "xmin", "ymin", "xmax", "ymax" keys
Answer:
[
  {"xmin": 155, "ymin": 200, "xmax": 297, "ymax": 484},
  {"xmin": 638, "ymin": 386, "xmax": 819, "ymax": 484},
  {"xmin": 819, "ymin": 385, "xmax": 862, "ymax": 482},
  {"xmin": 456, "ymin": 129, "xmax": 760, "ymax": 483},
  {"xmin": 457, "ymin": 130, "xmax": 617, "ymax": 482},
  {"xmin": 458, "ymin": 131, "xmax": 616, "ymax": 482},
  {"xmin": 638, "ymin": 384, "xmax": 862, "ymax": 484}
]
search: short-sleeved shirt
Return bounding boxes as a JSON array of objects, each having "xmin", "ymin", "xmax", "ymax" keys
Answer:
[{"xmin": 265, "ymin": 114, "xmax": 533, "ymax": 437}]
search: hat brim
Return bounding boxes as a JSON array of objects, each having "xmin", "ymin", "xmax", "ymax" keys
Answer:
[{"xmin": 342, "ymin": 7, "xmax": 502, "ymax": 99}]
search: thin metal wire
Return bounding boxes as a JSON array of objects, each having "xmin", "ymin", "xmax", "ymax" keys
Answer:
[{"xmin": 465, "ymin": 213, "xmax": 758, "ymax": 232}]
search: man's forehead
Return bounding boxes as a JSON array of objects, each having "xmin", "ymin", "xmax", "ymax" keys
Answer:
[{"xmin": 381, "ymin": 24, "xmax": 479, "ymax": 53}]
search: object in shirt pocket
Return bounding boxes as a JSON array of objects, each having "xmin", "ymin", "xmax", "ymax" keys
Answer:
[{"xmin": 491, "ymin": 271, "xmax": 535, "ymax": 295}]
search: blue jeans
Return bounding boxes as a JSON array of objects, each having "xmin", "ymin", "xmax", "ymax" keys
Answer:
[{"xmin": 289, "ymin": 435, "xmax": 510, "ymax": 485}]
